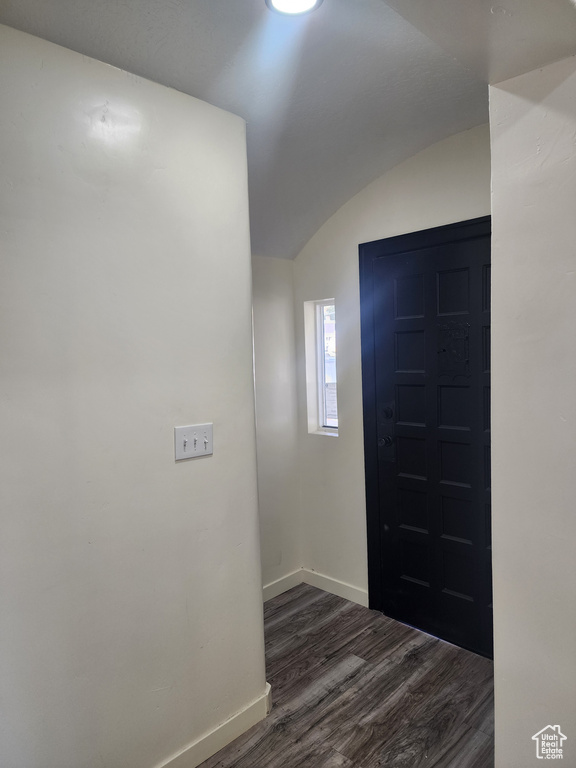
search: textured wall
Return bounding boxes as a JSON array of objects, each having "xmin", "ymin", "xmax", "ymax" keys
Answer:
[
  {"xmin": 292, "ymin": 125, "xmax": 491, "ymax": 598},
  {"xmin": 252, "ymin": 255, "xmax": 301, "ymax": 592},
  {"xmin": 490, "ymin": 56, "xmax": 576, "ymax": 767},
  {"xmin": 0, "ymin": 25, "xmax": 265, "ymax": 768}
]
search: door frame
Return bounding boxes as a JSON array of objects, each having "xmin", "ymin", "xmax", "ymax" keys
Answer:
[{"xmin": 359, "ymin": 216, "xmax": 491, "ymax": 613}]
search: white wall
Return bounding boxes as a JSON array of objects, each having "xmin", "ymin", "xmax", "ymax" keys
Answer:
[
  {"xmin": 0, "ymin": 25, "xmax": 266, "ymax": 768},
  {"xmin": 292, "ymin": 125, "xmax": 491, "ymax": 601},
  {"xmin": 490, "ymin": 57, "xmax": 576, "ymax": 767},
  {"xmin": 252, "ymin": 255, "xmax": 301, "ymax": 595}
]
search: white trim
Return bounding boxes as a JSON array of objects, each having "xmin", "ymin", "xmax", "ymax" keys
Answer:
[
  {"xmin": 262, "ymin": 569, "xmax": 305, "ymax": 602},
  {"xmin": 303, "ymin": 299, "xmax": 321, "ymax": 433},
  {"xmin": 301, "ymin": 569, "xmax": 369, "ymax": 607},
  {"xmin": 265, "ymin": 681, "xmax": 272, "ymax": 715},
  {"xmin": 155, "ymin": 687, "xmax": 270, "ymax": 768},
  {"xmin": 309, "ymin": 427, "xmax": 339, "ymax": 438},
  {"xmin": 263, "ymin": 567, "xmax": 368, "ymax": 607}
]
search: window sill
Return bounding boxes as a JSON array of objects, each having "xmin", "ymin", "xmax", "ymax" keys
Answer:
[{"xmin": 309, "ymin": 427, "xmax": 339, "ymax": 438}]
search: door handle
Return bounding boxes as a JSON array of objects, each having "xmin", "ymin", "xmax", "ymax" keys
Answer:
[{"xmin": 378, "ymin": 435, "xmax": 393, "ymax": 448}]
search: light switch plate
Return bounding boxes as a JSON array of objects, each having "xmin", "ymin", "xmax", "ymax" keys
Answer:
[{"xmin": 174, "ymin": 423, "xmax": 213, "ymax": 460}]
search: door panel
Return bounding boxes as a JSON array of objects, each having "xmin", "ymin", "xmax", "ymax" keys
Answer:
[{"xmin": 360, "ymin": 217, "xmax": 492, "ymax": 658}]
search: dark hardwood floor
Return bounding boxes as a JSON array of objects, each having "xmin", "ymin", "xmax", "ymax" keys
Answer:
[{"xmin": 199, "ymin": 584, "xmax": 494, "ymax": 767}]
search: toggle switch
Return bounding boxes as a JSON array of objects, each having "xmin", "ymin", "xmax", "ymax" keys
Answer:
[{"xmin": 174, "ymin": 424, "xmax": 213, "ymax": 460}]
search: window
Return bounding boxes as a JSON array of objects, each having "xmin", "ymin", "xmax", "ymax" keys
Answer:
[
  {"xmin": 304, "ymin": 298, "xmax": 339, "ymax": 435},
  {"xmin": 318, "ymin": 302, "xmax": 338, "ymax": 428}
]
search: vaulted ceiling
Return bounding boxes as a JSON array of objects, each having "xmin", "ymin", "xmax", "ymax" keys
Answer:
[{"xmin": 1, "ymin": 0, "xmax": 575, "ymax": 258}]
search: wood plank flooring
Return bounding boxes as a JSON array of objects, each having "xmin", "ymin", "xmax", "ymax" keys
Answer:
[{"xmin": 199, "ymin": 584, "xmax": 494, "ymax": 768}]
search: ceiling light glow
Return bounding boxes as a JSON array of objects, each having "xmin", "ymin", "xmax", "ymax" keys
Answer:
[{"xmin": 265, "ymin": 0, "xmax": 323, "ymax": 15}]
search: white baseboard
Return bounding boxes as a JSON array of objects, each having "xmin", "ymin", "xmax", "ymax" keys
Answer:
[
  {"xmin": 262, "ymin": 569, "xmax": 306, "ymax": 602},
  {"xmin": 301, "ymin": 569, "xmax": 369, "ymax": 607},
  {"xmin": 265, "ymin": 681, "xmax": 272, "ymax": 714},
  {"xmin": 156, "ymin": 684, "xmax": 271, "ymax": 768},
  {"xmin": 263, "ymin": 568, "xmax": 368, "ymax": 608}
]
